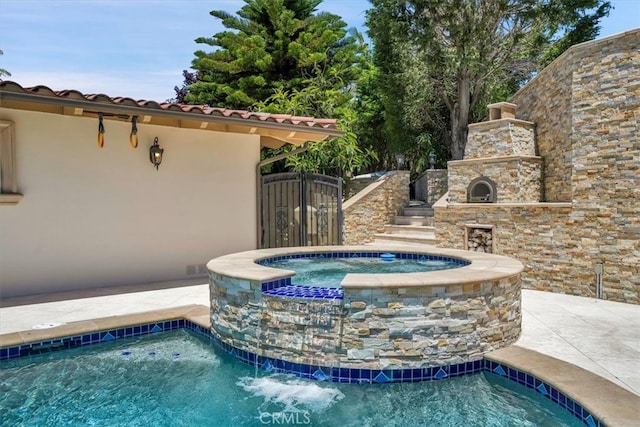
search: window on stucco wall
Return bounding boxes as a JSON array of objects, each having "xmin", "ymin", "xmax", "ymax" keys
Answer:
[{"xmin": 0, "ymin": 120, "xmax": 22, "ymax": 205}]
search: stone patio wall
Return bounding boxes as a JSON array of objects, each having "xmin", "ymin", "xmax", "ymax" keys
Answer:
[{"xmin": 342, "ymin": 171, "xmax": 410, "ymax": 244}]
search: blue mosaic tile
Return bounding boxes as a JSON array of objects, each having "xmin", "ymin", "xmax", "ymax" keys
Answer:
[
  {"xmin": 262, "ymin": 284, "xmax": 343, "ymax": 300},
  {"xmin": 373, "ymin": 371, "xmax": 391, "ymax": 383},
  {"xmin": 101, "ymin": 332, "xmax": 115, "ymax": 342},
  {"xmin": 536, "ymin": 383, "xmax": 549, "ymax": 396},
  {"xmin": 493, "ymin": 365, "xmax": 507, "ymax": 376},
  {"xmin": 434, "ymin": 367, "xmax": 448, "ymax": 380},
  {"xmin": 312, "ymin": 369, "xmax": 329, "ymax": 381}
]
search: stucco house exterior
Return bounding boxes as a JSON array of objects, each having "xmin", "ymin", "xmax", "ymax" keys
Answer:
[{"xmin": 0, "ymin": 81, "xmax": 342, "ymax": 298}]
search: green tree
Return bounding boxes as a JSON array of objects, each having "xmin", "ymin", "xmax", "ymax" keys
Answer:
[
  {"xmin": 0, "ymin": 50, "xmax": 11, "ymax": 80},
  {"xmin": 254, "ymin": 69, "xmax": 377, "ymax": 177},
  {"xmin": 177, "ymin": 0, "xmax": 376, "ymax": 178},
  {"xmin": 367, "ymin": 0, "xmax": 610, "ymax": 161},
  {"xmin": 178, "ymin": 0, "xmax": 361, "ymax": 110},
  {"xmin": 537, "ymin": 0, "xmax": 612, "ymax": 68}
]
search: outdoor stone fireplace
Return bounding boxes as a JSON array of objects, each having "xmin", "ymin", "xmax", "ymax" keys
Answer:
[
  {"xmin": 446, "ymin": 102, "xmax": 545, "ymax": 253},
  {"xmin": 447, "ymin": 102, "xmax": 543, "ymax": 204}
]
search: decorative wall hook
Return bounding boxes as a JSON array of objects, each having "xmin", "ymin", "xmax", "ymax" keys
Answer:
[
  {"xmin": 97, "ymin": 113, "xmax": 105, "ymax": 148},
  {"xmin": 129, "ymin": 116, "xmax": 139, "ymax": 148}
]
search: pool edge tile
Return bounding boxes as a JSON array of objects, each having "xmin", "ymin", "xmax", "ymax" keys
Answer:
[{"xmin": 486, "ymin": 345, "xmax": 639, "ymax": 427}]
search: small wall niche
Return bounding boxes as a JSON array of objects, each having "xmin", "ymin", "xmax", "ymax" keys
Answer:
[{"xmin": 465, "ymin": 224, "xmax": 495, "ymax": 253}]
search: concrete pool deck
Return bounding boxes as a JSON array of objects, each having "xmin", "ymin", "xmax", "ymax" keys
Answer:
[{"xmin": 1, "ymin": 282, "xmax": 639, "ymax": 424}]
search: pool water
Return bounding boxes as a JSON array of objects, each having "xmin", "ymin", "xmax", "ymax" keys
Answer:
[
  {"xmin": 0, "ymin": 330, "xmax": 582, "ymax": 426},
  {"xmin": 263, "ymin": 256, "xmax": 463, "ymax": 287}
]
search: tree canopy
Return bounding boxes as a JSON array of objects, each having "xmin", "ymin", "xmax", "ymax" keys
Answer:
[
  {"xmin": 176, "ymin": 0, "xmax": 376, "ymax": 177},
  {"xmin": 176, "ymin": 0, "xmax": 612, "ymax": 177},
  {"xmin": 366, "ymin": 0, "xmax": 611, "ymax": 163},
  {"xmin": 176, "ymin": 0, "xmax": 361, "ymax": 110}
]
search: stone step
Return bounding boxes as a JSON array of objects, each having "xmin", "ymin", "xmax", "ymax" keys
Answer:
[
  {"xmin": 403, "ymin": 207, "xmax": 434, "ymax": 217},
  {"xmin": 393, "ymin": 215, "xmax": 435, "ymax": 226},
  {"xmin": 373, "ymin": 232, "xmax": 436, "ymax": 245},
  {"xmin": 384, "ymin": 224, "xmax": 435, "ymax": 234}
]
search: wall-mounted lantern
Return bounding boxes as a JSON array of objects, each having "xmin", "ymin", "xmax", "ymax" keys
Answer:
[
  {"xmin": 429, "ymin": 152, "xmax": 437, "ymax": 169},
  {"xmin": 395, "ymin": 153, "xmax": 405, "ymax": 170},
  {"xmin": 149, "ymin": 137, "xmax": 163, "ymax": 170}
]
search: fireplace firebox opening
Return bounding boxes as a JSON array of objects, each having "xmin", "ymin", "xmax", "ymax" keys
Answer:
[{"xmin": 467, "ymin": 176, "xmax": 497, "ymax": 203}]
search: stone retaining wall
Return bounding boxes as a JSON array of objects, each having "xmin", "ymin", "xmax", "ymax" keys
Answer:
[
  {"xmin": 414, "ymin": 169, "xmax": 448, "ymax": 205},
  {"xmin": 435, "ymin": 202, "xmax": 638, "ymax": 304},
  {"xmin": 342, "ymin": 171, "xmax": 409, "ymax": 244}
]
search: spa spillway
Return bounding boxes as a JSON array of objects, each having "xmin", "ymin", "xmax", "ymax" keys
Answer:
[{"xmin": 206, "ymin": 245, "xmax": 523, "ymax": 383}]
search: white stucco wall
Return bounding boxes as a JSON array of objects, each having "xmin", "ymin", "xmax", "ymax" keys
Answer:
[{"xmin": 0, "ymin": 108, "xmax": 260, "ymax": 297}]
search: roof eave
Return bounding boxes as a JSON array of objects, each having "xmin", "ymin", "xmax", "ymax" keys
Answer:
[{"xmin": 0, "ymin": 89, "xmax": 346, "ymax": 144}]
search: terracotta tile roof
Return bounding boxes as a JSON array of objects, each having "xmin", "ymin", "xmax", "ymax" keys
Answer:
[{"xmin": 0, "ymin": 81, "xmax": 339, "ymax": 131}]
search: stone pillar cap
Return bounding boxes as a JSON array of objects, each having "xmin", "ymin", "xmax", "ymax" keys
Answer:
[
  {"xmin": 488, "ymin": 102, "xmax": 517, "ymax": 120},
  {"xmin": 487, "ymin": 102, "xmax": 517, "ymax": 109}
]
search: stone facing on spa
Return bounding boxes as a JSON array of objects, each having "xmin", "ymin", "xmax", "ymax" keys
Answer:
[
  {"xmin": 340, "ymin": 277, "xmax": 521, "ymax": 369},
  {"xmin": 207, "ymin": 247, "xmax": 523, "ymax": 371}
]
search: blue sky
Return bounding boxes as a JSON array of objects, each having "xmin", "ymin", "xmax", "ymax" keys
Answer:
[{"xmin": 0, "ymin": 0, "xmax": 637, "ymax": 102}]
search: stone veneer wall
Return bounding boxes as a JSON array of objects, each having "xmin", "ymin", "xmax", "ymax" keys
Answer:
[
  {"xmin": 448, "ymin": 157, "xmax": 543, "ymax": 203},
  {"xmin": 465, "ymin": 119, "xmax": 536, "ymax": 159},
  {"xmin": 511, "ymin": 29, "xmax": 640, "ymax": 204},
  {"xmin": 342, "ymin": 171, "xmax": 409, "ymax": 244},
  {"xmin": 437, "ymin": 30, "xmax": 640, "ymax": 304},
  {"xmin": 436, "ymin": 202, "xmax": 638, "ymax": 304},
  {"xmin": 340, "ymin": 276, "xmax": 521, "ymax": 369},
  {"xmin": 510, "ymin": 49, "xmax": 575, "ymax": 202},
  {"xmin": 209, "ymin": 269, "xmax": 521, "ymax": 370},
  {"xmin": 414, "ymin": 169, "xmax": 448, "ymax": 205}
]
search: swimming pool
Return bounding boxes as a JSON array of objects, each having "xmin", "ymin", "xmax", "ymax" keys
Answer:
[{"xmin": 0, "ymin": 329, "xmax": 585, "ymax": 426}]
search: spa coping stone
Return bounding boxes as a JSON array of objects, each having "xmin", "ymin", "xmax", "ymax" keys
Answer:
[{"xmin": 206, "ymin": 244, "xmax": 524, "ymax": 287}]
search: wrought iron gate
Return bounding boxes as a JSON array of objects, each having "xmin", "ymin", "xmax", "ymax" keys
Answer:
[{"xmin": 261, "ymin": 172, "xmax": 342, "ymax": 248}]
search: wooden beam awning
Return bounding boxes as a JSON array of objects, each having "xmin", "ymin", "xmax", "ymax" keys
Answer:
[{"xmin": 0, "ymin": 81, "xmax": 345, "ymax": 148}]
